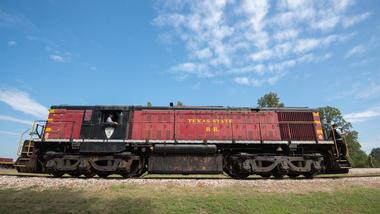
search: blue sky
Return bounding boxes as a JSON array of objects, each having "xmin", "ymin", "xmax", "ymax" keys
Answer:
[{"xmin": 0, "ymin": 0, "xmax": 379, "ymax": 159}]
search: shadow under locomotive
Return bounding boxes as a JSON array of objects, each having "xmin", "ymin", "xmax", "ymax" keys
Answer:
[{"xmin": 15, "ymin": 105, "xmax": 351, "ymax": 179}]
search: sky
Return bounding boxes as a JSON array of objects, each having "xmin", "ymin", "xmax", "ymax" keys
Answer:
[{"xmin": 0, "ymin": 0, "xmax": 379, "ymax": 159}]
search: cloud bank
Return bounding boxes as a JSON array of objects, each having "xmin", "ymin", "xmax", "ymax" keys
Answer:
[
  {"xmin": 0, "ymin": 89, "xmax": 48, "ymax": 118},
  {"xmin": 154, "ymin": 0, "xmax": 370, "ymax": 86},
  {"xmin": 345, "ymin": 106, "xmax": 380, "ymax": 123}
]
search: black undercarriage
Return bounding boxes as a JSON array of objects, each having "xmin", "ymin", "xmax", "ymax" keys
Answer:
[{"xmin": 15, "ymin": 140, "xmax": 350, "ymax": 179}]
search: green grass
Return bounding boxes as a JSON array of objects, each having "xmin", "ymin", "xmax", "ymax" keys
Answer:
[{"xmin": 1, "ymin": 185, "xmax": 379, "ymax": 214}]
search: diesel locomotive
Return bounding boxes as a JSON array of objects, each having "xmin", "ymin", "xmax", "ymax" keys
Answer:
[{"xmin": 15, "ymin": 105, "xmax": 351, "ymax": 179}]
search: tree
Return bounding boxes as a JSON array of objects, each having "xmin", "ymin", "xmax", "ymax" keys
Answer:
[
  {"xmin": 370, "ymin": 148, "xmax": 380, "ymax": 167},
  {"xmin": 176, "ymin": 101, "xmax": 184, "ymax": 106},
  {"xmin": 318, "ymin": 106, "xmax": 352, "ymax": 134},
  {"xmin": 147, "ymin": 102, "xmax": 152, "ymax": 107},
  {"xmin": 318, "ymin": 106, "xmax": 368, "ymax": 167},
  {"xmin": 257, "ymin": 92, "xmax": 284, "ymax": 108},
  {"xmin": 344, "ymin": 131, "xmax": 369, "ymax": 167}
]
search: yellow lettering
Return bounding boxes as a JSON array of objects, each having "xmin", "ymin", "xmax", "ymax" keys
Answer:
[
  {"xmin": 188, "ymin": 118, "xmax": 232, "ymax": 124},
  {"xmin": 206, "ymin": 127, "xmax": 211, "ymax": 132},
  {"xmin": 213, "ymin": 127, "xmax": 219, "ymax": 132}
]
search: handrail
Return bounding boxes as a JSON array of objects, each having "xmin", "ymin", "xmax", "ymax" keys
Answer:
[
  {"xmin": 26, "ymin": 123, "xmax": 34, "ymax": 157},
  {"xmin": 330, "ymin": 125, "xmax": 340, "ymax": 158},
  {"xmin": 17, "ymin": 129, "xmax": 31, "ymax": 156}
]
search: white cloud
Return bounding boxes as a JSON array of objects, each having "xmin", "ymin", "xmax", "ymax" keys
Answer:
[
  {"xmin": 311, "ymin": 15, "xmax": 340, "ymax": 31},
  {"xmin": 250, "ymin": 49, "xmax": 273, "ymax": 61},
  {"xmin": 7, "ymin": 41, "xmax": 17, "ymax": 47},
  {"xmin": 342, "ymin": 12, "xmax": 371, "ymax": 28},
  {"xmin": 170, "ymin": 62, "xmax": 214, "ymax": 78},
  {"xmin": 273, "ymin": 29, "xmax": 299, "ymax": 41},
  {"xmin": 345, "ymin": 45, "xmax": 366, "ymax": 58},
  {"xmin": 154, "ymin": 0, "xmax": 369, "ymax": 86},
  {"xmin": 0, "ymin": 130, "xmax": 19, "ymax": 136},
  {"xmin": 0, "ymin": 115, "xmax": 32, "ymax": 125},
  {"xmin": 295, "ymin": 38, "xmax": 320, "ymax": 53},
  {"xmin": 0, "ymin": 89, "xmax": 48, "ymax": 118},
  {"xmin": 0, "ymin": 8, "xmax": 35, "ymax": 31},
  {"xmin": 355, "ymin": 83, "xmax": 380, "ymax": 99},
  {"xmin": 193, "ymin": 48, "xmax": 212, "ymax": 59},
  {"xmin": 332, "ymin": 0, "xmax": 354, "ymax": 12},
  {"xmin": 234, "ymin": 77, "xmax": 249, "ymax": 85},
  {"xmin": 50, "ymin": 55, "xmax": 66, "ymax": 62},
  {"xmin": 234, "ymin": 77, "xmax": 263, "ymax": 87},
  {"xmin": 329, "ymin": 81, "xmax": 380, "ymax": 101},
  {"xmin": 345, "ymin": 106, "xmax": 380, "ymax": 123}
]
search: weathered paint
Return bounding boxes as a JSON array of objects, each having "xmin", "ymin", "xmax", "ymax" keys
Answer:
[
  {"xmin": 44, "ymin": 109, "xmax": 84, "ymax": 139},
  {"xmin": 130, "ymin": 109, "xmax": 282, "ymax": 141}
]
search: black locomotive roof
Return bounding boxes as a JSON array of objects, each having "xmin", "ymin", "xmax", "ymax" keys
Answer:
[{"xmin": 50, "ymin": 105, "xmax": 317, "ymax": 112}]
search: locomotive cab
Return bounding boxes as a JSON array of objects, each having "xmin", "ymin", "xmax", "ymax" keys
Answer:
[{"xmin": 78, "ymin": 107, "xmax": 130, "ymax": 140}]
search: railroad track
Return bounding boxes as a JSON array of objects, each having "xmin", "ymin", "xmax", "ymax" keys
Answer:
[{"xmin": 1, "ymin": 172, "xmax": 380, "ymax": 180}]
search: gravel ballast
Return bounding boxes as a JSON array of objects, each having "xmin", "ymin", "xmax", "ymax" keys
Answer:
[{"xmin": 0, "ymin": 175, "xmax": 379, "ymax": 193}]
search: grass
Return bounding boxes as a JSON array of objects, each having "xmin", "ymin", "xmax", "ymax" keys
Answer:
[{"xmin": 1, "ymin": 185, "xmax": 379, "ymax": 214}]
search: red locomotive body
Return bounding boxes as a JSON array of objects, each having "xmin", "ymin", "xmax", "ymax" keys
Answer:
[
  {"xmin": 131, "ymin": 110, "xmax": 283, "ymax": 141},
  {"xmin": 44, "ymin": 109, "xmax": 84, "ymax": 139},
  {"xmin": 15, "ymin": 105, "xmax": 350, "ymax": 179}
]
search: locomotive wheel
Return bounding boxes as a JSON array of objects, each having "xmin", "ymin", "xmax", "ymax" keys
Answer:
[
  {"xmin": 68, "ymin": 172, "xmax": 81, "ymax": 178},
  {"xmin": 288, "ymin": 173, "xmax": 300, "ymax": 179},
  {"xmin": 303, "ymin": 171, "xmax": 318, "ymax": 179},
  {"xmin": 120, "ymin": 173, "xmax": 131, "ymax": 178},
  {"xmin": 83, "ymin": 171, "xmax": 96, "ymax": 178},
  {"xmin": 223, "ymin": 154, "xmax": 250, "ymax": 179},
  {"xmin": 130, "ymin": 159, "xmax": 147, "ymax": 178},
  {"xmin": 226, "ymin": 171, "xmax": 250, "ymax": 179},
  {"xmin": 224, "ymin": 165, "xmax": 250, "ymax": 179},
  {"xmin": 51, "ymin": 172, "xmax": 64, "ymax": 178},
  {"xmin": 97, "ymin": 173, "xmax": 110, "ymax": 178},
  {"xmin": 259, "ymin": 173, "xmax": 272, "ymax": 179},
  {"xmin": 272, "ymin": 172, "xmax": 284, "ymax": 179}
]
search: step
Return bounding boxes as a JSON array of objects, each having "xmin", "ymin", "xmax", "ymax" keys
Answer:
[
  {"xmin": 14, "ymin": 165, "xmax": 26, "ymax": 167},
  {"xmin": 18, "ymin": 158, "xmax": 31, "ymax": 161}
]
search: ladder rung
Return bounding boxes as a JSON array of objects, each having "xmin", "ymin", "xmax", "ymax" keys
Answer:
[
  {"xmin": 14, "ymin": 165, "xmax": 26, "ymax": 167},
  {"xmin": 18, "ymin": 158, "xmax": 31, "ymax": 161}
]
